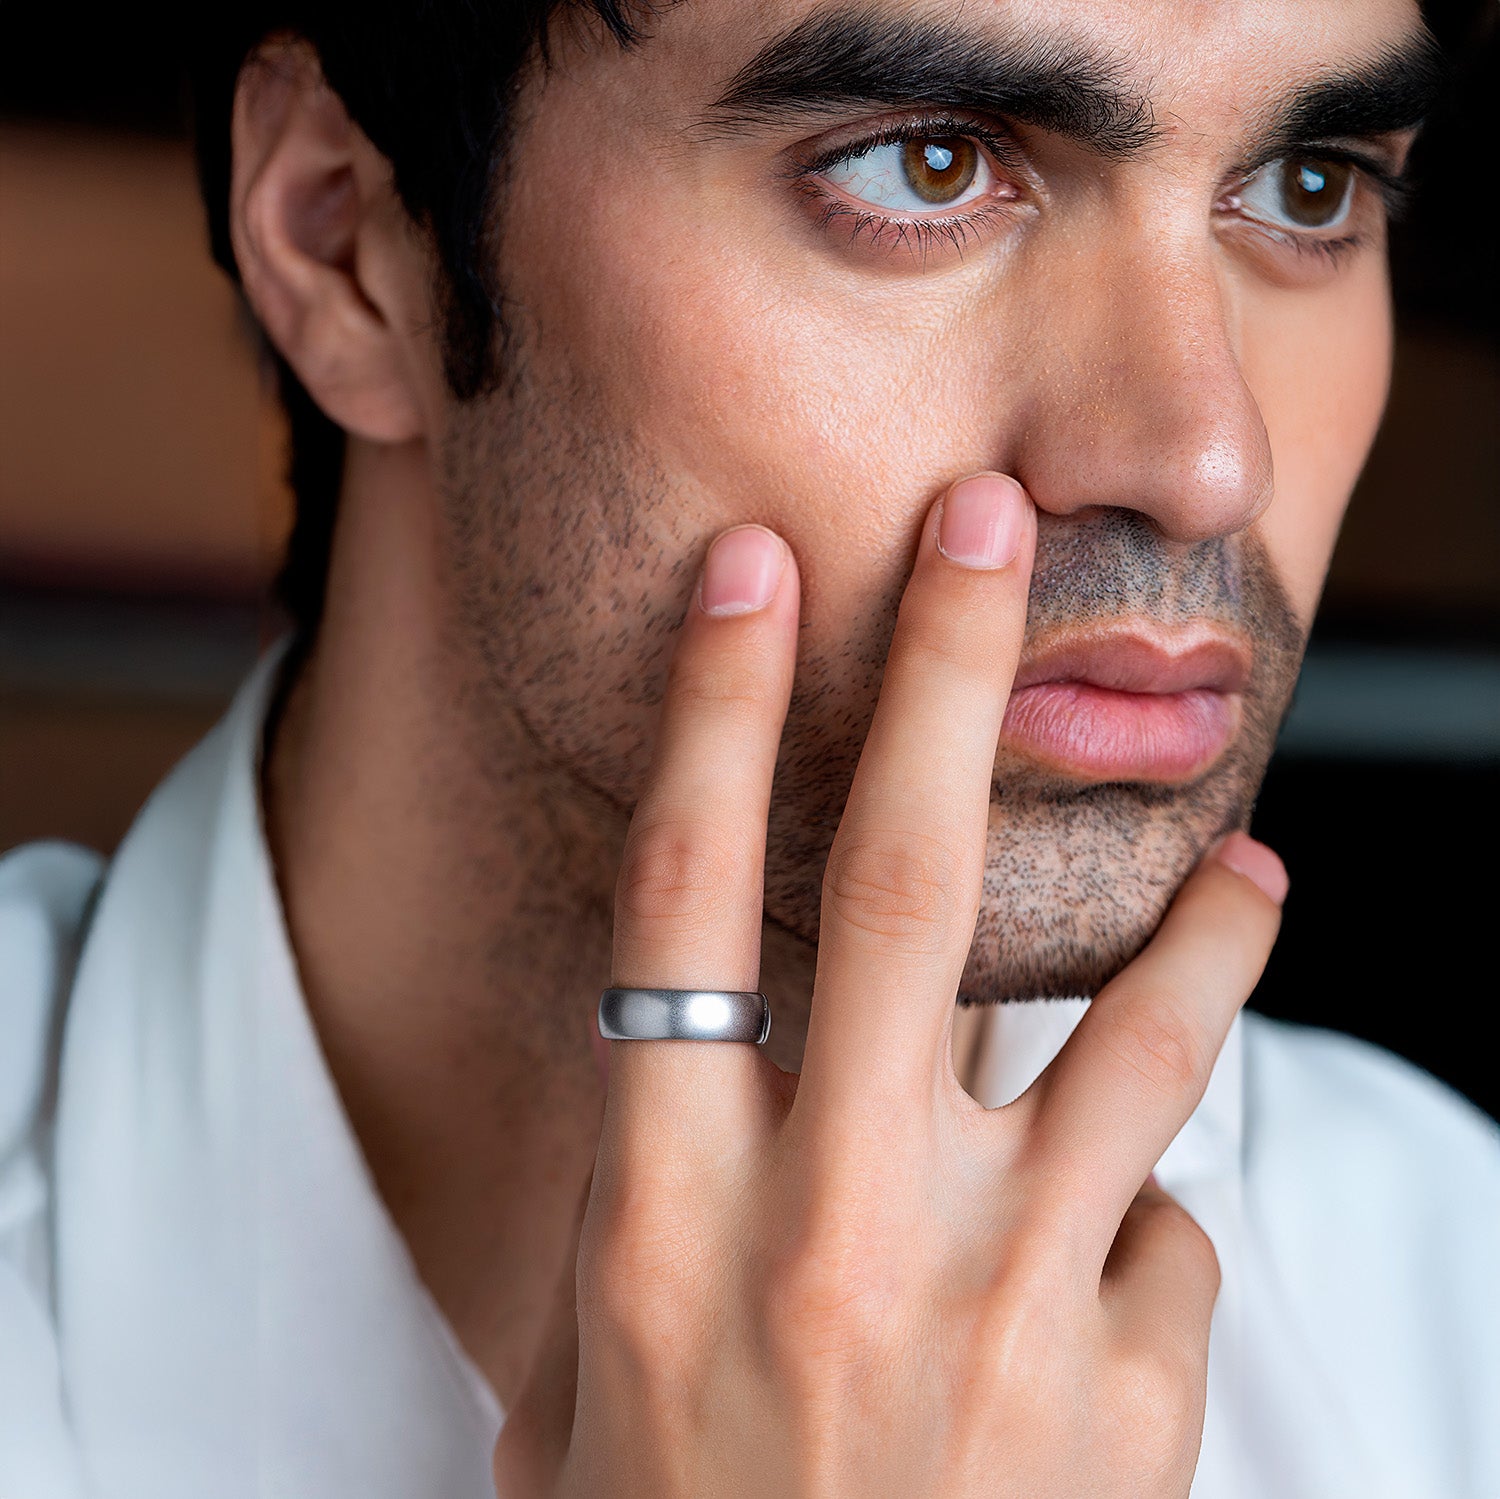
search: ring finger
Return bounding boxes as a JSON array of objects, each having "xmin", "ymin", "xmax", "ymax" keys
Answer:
[{"xmin": 605, "ymin": 524, "xmax": 800, "ymax": 1163}]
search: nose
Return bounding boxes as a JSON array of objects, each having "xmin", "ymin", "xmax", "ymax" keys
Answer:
[{"xmin": 1010, "ymin": 245, "xmax": 1274, "ymax": 545}]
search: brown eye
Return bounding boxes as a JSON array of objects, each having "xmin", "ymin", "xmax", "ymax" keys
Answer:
[
  {"xmin": 1240, "ymin": 155, "xmax": 1357, "ymax": 231},
  {"xmin": 819, "ymin": 132, "xmax": 999, "ymax": 220},
  {"xmin": 900, "ymin": 137, "xmax": 979, "ymax": 204},
  {"xmin": 1277, "ymin": 157, "xmax": 1355, "ymax": 225}
]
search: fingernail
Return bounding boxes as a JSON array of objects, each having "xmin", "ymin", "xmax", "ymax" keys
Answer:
[
  {"xmin": 936, "ymin": 473, "xmax": 1027, "ymax": 570},
  {"xmin": 1210, "ymin": 831, "xmax": 1289, "ymax": 906},
  {"xmin": 697, "ymin": 525, "xmax": 787, "ymax": 616}
]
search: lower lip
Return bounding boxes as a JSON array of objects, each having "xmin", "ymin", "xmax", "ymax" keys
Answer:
[{"xmin": 1000, "ymin": 683, "xmax": 1240, "ymax": 782}]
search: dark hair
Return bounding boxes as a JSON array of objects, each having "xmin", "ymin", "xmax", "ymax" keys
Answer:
[
  {"xmin": 190, "ymin": 3, "xmax": 643, "ymax": 632},
  {"xmin": 195, "ymin": 5, "xmax": 1486, "ymax": 636}
]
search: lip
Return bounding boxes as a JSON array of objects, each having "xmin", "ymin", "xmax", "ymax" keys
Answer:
[{"xmin": 1000, "ymin": 625, "xmax": 1251, "ymax": 783}]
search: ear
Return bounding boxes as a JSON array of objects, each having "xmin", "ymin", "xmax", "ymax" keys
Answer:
[{"xmin": 229, "ymin": 38, "xmax": 427, "ymax": 443}]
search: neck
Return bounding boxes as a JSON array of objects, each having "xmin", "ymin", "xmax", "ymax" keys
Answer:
[
  {"xmin": 252, "ymin": 435, "xmax": 1008, "ymax": 1404},
  {"xmin": 259, "ymin": 441, "xmax": 982, "ymax": 1409},
  {"xmin": 262, "ymin": 440, "xmax": 635, "ymax": 1408}
]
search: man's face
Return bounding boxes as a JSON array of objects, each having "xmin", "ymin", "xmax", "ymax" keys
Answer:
[{"xmin": 429, "ymin": 0, "xmax": 1426, "ymax": 1001}]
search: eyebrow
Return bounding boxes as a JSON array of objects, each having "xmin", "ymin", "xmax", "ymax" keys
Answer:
[
  {"xmin": 1261, "ymin": 32, "xmax": 1448, "ymax": 152},
  {"xmin": 705, "ymin": 8, "xmax": 1158, "ymax": 158},
  {"xmin": 703, "ymin": 7, "xmax": 1447, "ymax": 160}
]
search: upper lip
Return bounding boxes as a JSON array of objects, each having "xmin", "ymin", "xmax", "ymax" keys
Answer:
[{"xmin": 1011, "ymin": 624, "xmax": 1252, "ymax": 696}]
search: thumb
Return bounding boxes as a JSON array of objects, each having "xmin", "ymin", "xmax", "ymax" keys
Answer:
[{"xmin": 492, "ymin": 1168, "xmax": 592, "ymax": 1495}]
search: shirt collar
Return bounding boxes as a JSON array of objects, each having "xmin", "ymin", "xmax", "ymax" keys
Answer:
[
  {"xmin": 51, "ymin": 641, "xmax": 1242, "ymax": 1494},
  {"xmin": 53, "ymin": 642, "xmax": 502, "ymax": 1499}
]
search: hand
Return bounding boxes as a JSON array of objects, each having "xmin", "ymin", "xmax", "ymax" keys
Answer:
[{"xmin": 493, "ymin": 474, "xmax": 1286, "ymax": 1498}]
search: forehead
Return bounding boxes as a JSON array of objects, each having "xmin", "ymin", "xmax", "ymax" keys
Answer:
[{"xmin": 623, "ymin": 0, "xmax": 1426, "ymax": 122}]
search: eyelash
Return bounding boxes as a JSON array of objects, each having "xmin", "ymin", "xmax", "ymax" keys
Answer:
[
  {"xmin": 794, "ymin": 118, "xmax": 1411, "ymax": 266},
  {"xmin": 791, "ymin": 112, "xmax": 1027, "ymax": 257},
  {"xmin": 1228, "ymin": 146, "xmax": 1410, "ymax": 267}
]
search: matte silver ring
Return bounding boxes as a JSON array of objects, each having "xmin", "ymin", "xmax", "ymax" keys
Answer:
[{"xmin": 598, "ymin": 988, "xmax": 771, "ymax": 1044}]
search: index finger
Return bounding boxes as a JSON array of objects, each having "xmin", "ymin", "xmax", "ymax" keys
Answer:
[{"xmin": 798, "ymin": 474, "xmax": 1037, "ymax": 1124}]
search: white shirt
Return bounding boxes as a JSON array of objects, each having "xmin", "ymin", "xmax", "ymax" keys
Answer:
[{"xmin": 2, "ymin": 646, "xmax": 1497, "ymax": 1499}]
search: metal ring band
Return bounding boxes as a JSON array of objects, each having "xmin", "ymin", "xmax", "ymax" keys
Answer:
[{"xmin": 598, "ymin": 987, "xmax": 771, "ymax": 1045}]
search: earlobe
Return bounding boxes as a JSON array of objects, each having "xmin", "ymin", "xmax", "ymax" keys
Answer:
[{"xmin": 229, "ymin": 39, "xmax": 425, "ymax": 444}]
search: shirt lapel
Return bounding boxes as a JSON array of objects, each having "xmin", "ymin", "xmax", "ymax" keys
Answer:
[{"xmin": 53, "ymin": 645, "xmax": 502, "ymax": 1499}]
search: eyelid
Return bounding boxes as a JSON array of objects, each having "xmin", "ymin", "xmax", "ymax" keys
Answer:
[
  {"xmin": 788, "ymin": 114, "xmax": 1032, "ymax": 260},
  {"xmin": 790, "ymin": 109, "xmax": 1031, "ymax": 184},
  {"xmin": 1216, "ymin": 151, "xmax": 1378, "ymax": 273},
  {"xmin": 1229, "ymin": 143, "xmax": 1413, "ymax": 218}
]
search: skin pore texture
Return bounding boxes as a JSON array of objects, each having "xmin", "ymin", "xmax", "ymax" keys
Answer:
[{"xmin": 255, "ymin": 0, "xmax": 1421, "ymax": 1418}]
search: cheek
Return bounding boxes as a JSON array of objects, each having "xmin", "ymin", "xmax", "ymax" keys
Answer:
[
  {"xmin": 505, "ymin": 135, "xmax": 999, "ymax": 604},
  {"xmin": 1244, "ymin": 259, "xmax": 1393, "ymax": 623}
]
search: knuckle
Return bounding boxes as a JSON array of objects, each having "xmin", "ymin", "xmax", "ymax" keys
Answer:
[
  {"xmin": 758, "ymin": 1238, "xmax": 898, "ymax": 1381},
  {"xmin": 1125, "ymin": 1192, "xmax": 1221, "ymax": 1289},
  {"xmin": 970, "ymin": 1273, "xmax": 1057, "ymax": 1390},
  {"xmin": 616, "ymin": 821, "xmax": 741, "ymax": 930},
  {"xmin": 983, "ymin": 1221, "xmax": 1071, "ymax": 1315},
  {"xmin": 579, "ymin": 1194, "xmax": 704, "ymax": 1351},
  {"xmin": 1162, "ymin": 1202, "xmax": 1221, "ymax": 1288},
  {"xmin": 822, "ymin": 829, "xmax": 972, "ymax": 951},
  {"xmin": 667, "ymin": 646, "xmax": 775, "ymax": 717},
  {"xmin": 894, "ymin": 592, "xmax": 998, "ymax": 679},
  {"xmin": 1111, "ymin": 1342, "xmax": 1202, "ymax": 1443},
  {"xmin": 1100, "ymin": 1000, "xmax": 1210, "ymax": 1101}
]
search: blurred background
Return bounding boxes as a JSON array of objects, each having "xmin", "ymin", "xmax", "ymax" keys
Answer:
[{"xmin": 2, "ymin": 11, "xmax": 1496, "ymax": 1119}]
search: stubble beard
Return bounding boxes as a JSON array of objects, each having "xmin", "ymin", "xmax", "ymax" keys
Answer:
[{"xmin": 439, "ymin": 332, "xmax": 1307, "ymax": 1009}]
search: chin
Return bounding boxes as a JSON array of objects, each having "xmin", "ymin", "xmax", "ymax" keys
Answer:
[
  {"xmin": 956, "ymin": 909, "xmax": 1162, "ymax": 1005},
  {"xmin": 956, "ymin": 762, "xmax": 1261, "ymax": 1004}
]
